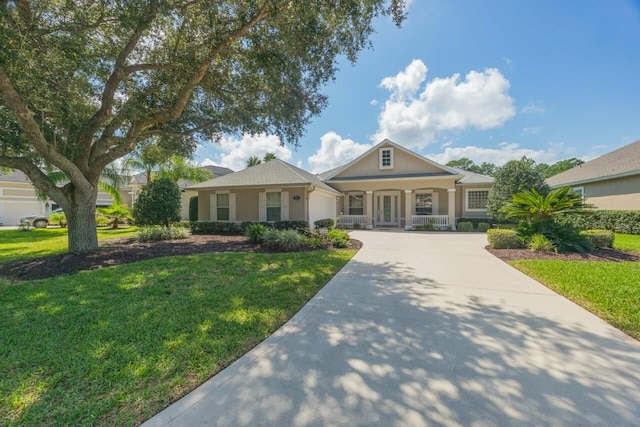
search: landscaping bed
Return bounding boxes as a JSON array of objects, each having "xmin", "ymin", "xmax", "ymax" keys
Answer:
[
  {"xmin": 0, "ymin": 234, "xmax": 362, "ymax": 282},
  {"xmin": 487, "ymin": 246, "xmax": 640, "ymax": 262}
]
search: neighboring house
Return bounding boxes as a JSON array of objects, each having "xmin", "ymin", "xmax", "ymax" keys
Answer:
[
  {"xmin": 128, "ymin": 165, "xmax": 234, "ymax": 220},
  {"xmin": 0, "ymin": 170, "xmax": 121, "ymax": 226},
  {"xmin": 189, "ymin": 139, "xmax": 494, "ymax": 229},
  {"xmin": 546, "ymin": 139, "xmax": 640, "ymax": 210}
]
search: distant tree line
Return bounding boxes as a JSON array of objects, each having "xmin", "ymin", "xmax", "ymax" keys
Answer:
[{"xmin": 445, "ymin": 157, "xmax": 584, "ymax": 179}]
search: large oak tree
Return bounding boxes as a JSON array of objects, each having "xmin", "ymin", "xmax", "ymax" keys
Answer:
[{"xmin": 0, "ymin": 0, "xmax": 405, "ymax": 253}]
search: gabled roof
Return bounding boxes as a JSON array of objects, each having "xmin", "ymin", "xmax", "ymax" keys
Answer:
[
  {"xmin": 130, "ymin": 165, "xmax": 234, "ymax": 187},
  {"xmin": 188, "ymin": 159, "xmax": 342, "ymax": 196},
  {"xmin": 0, "ymin": 170, "xmax": 30, "ymax": 183},
  {"xmin": 547, "ymin": 139, "xmax": 640, "ymax": 187},
  {"xmin": 321, "ymin": 139, "xmax": 461, "ymax": 181}
]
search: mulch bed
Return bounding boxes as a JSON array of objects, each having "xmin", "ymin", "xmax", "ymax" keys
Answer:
[
  {"xmin": 0, "ymin": 234, "xmax": 362, "ymax": 282},
  {"xmin": 487, "ymin": 246, "xmax": 640, "ymax": 262}
]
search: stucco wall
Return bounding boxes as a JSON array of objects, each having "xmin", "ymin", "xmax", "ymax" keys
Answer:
[
  {"xmin": 583, "ymin": 175, "xmax": 640, "ymax": 210},
  {"xmin": 455, "ymin": 185, "xmax": 491, "ymax": 219}
]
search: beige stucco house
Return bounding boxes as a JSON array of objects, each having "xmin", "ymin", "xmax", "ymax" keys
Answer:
[
  {"xmin": 189, "ymin": 140, "xmax": 494, "ymax": 229},
  {"xmin": 547, "ymin": 139, "xmax": 640, "ymax": 210}
]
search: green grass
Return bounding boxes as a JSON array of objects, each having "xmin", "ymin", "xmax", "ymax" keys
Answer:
[
  {"xmin": 614, "ymin": 233, "xmax": 640, "ymax": 253},
  {"xmin": 0, "ymin": 227, "xmax": 138, "ymax": 263},
  {"xmin": 510, "ymin": 260, "xmax": 640, "ymax": 340},
  {"xmin": 0, "ymin": 250, "xmax": 355, "ymax": 426}
]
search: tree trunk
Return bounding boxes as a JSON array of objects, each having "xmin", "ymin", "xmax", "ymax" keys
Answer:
[{"xmin": 66, "ymin": 192, "xmax": 99, "ymax": 254}]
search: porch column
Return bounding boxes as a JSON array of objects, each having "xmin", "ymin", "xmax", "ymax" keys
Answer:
[
  {"xmin": 366, "ymin": 191, "xmax": 373, "ymax": 228},
  {"xmin": 404, "ymin": 190, "xmax": 412, "ymax": 229},
  {"xmin": 447, "ymin": 188, "xmax": 456, "ymax": 230}
]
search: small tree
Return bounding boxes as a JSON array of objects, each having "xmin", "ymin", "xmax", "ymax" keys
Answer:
[
  {"xmin": 133, "ymin": 178, "xmax": 181, "ymax": 227},
  {"xmin": 49, "ymin": 211, "xmax": 67, "ymax": 228},
  {"xmin": 487, "ymin": 157, "xmax": 549, "ymax": 221},
  {"xmin": 189, "ymin": 196, "xmax": 199, "ymax": 222},
  {"xmin": 99, "ymin": 204, "xmax": 133, "ymax": 229},
  {"xmin": 247, "ymin": 156, "xmax": 262, "ymax": 167}
]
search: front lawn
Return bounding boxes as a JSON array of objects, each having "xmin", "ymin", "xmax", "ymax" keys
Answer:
[
  {"xmin": 510, "ymin": 260, "xmax": 640, "ymax": 340},
  {"xmin": 0, "ymin": 250, "xmax": 354, "ymax": 426},
  {"xmin": 0, "ymin": 227, "xmax": 138, "ymax": 264},
  {"xmin": 614, "ymin": 233, "xmax": 640, "ymax": 253}
]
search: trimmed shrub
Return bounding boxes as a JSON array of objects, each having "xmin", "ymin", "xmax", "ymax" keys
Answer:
[
  {"xmin": 314, "ymin": 218, "xmax": 335, "ymax": 229},
  {"xmin": 328, "ymin": 229, "xmax": 349, "ymax": 248},
  {"xmin": 457, "ymin": 222, "xmax": 473, "ymax": 232},
  {"xmin": 487, "ymin": 229, "xmax": 524, "ymax": 249},
  {"xmin": 273, "ymin": 220, "xmax": 308, "ymax": 232},
  {"xmin": 414, "ymin": 223, "xmax": 436, "ymax": 231},
  {"xmin": 563, "ymin": 210, "xmax": 640, "ymax": 235},
  {"xmin": 137, "ymin": 225, "xmax": 191, "ymax": 242},
  {"xmin": 189, "ymin": 196, "xmax": 198, "ymax": 222},
  {"xmin": 133, "ymin": 178, "xmax": 181, "ymax": 227},
  {"xmin": 477, "ymin": 222, "xmax": 491, "ymax": 232},
  {"xmin": 246, "ymin": 223, "xmax": 267, "ymax": 243},
  {"xmin": 528, "ymin": 234, "xmax": 555, "ymax": 252},
  {"xmin": 456, "ymin": 217, "xmax": 496, "ymax": 228},
  {"xmin": 190, "ymin": 221, "xmax": 240, "ymax": 234},
  {"xmin": 580, "ymin": 229, "xmax": 615, "ymax": 249},
  {"xmin": 262, "ymin": 229, "xmax": 304, "ymax": 251}
]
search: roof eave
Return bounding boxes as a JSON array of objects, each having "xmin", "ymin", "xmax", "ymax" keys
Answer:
[{"xmin": 548, "ymin": 169, "xmax": 640, "ymax": 188}]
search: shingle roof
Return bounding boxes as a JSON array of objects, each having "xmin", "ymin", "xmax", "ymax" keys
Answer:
[
  {"xmin": 130, "ymin": 165, "xmax": 234, "ymax": 187},
  {"xmin": 448, "ymin": 167, "xmax": 495, "ymax": 184},
  {"xmin": 187, "ymin": 159, "xmax": 342, "ymax": 195},
  {"xmin": 0, "ymin": 170, "xmax": 29, "ymax": 183},
  {"xmin": 547, "ymin": 140, "xmax": 640, "ymax": 187}
]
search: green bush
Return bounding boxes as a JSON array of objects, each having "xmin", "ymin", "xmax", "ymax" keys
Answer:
[
  {"xmin": 328, "ymin": 229, "xmax": 349, "ymax": 248},
  {"xmin": 314, "ymin": 218, "xmax": 335, "ymax": 229},
  {"xmin": 95, "ymin": 214, "xmax": 111, "ymax": 227},
  {"xmin": 487, "ymin": 229, "xmax": 524, "ymax": 249},
  {"xmin": 273, "ymin": 220, "xmax": 308, "ymax": 232},
  {"xmin": 190, "ymin": 221, "xmax": 240, "ymax": 234},
  {"xmin": 477, "ymin": 222, "xmax": 491, "ymax": 232},
  {"xmin": 456, "ymin": 217, "xmax": 496, "ymax": 228},
  {"xmin": 49, "ymin": 211, "xmax": 67, "ymax": 228},
  {"xmin": 580, "ymin": 229, "xmax": 615, "ymax": 249},
  {"xmin": 246, "ymin": 223, "xmax": 267, "ymax": 243},
  {"xmin": 262, "ymin": 229, "xmax": 304, "ymax": 251},
  {"xmin": 563, "ymin": 210, "xmax": 640, "ymax": 235},
  {"xmin": 305, "ymin": 236, "xmax": 325, "ymax": 249},
  {"xmin": 137, "ymin": 225, "xmax": 191, "ymax": 242},
  {"xmin": 414, "ymin": 223, "xmax": 436, "ymax": 231},
  {"xmin": 174, "ymin": 221, "xmax": 191, "ymax": 229},
  {"xmin": 189, "ymin": 196, "xmax": 198, "ymax": 222},
  {"xmin": 528, "ymin": 233, "xmax": 555, "ymax": 252},
  {"xmin": 457, "ymin": 222, "xmax": 473, "ymax": 232},
  {"xmin": 133, "ymin": 178, "xmax": 181, "ymax": 227}
]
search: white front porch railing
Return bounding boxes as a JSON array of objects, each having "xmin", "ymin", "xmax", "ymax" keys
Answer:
[
  {"xmin": 411, "ymin": 215, "xmax": 449, "ymax": 229},
  {"xmin": 337, "ymin": 215, "xmax": 369, "ymax": 228}
]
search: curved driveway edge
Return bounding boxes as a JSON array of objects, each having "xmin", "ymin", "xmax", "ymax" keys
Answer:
[{"xmin": 144, "ymin": 231, "xmax": 640, "ymax": 426}]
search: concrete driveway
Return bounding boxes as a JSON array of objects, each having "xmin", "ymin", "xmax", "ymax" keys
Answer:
[{"xmin": 144, "ymin": 231, "xmax": 640, "ymax": 426}]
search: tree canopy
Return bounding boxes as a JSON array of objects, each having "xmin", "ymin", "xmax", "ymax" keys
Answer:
[
  {"xmin": 0, "ymin": 1, "xmax": 405, "ymax": 252},
  {"xmin": 446, "ymin": 157, "xmax": 583, "ymax": 178}
]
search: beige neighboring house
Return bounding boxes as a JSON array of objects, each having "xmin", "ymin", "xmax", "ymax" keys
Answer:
[
  {"xmin": 189, "ymin": 139, "xmax": 494, "ymax": 229},
  {"xmin": 128, "ymin": 165, "xmax": 234, "ymax": 220},
  {"xmin": 547, "ymin": 139, "xmax": 640, "ymax": 210},
  {"xmin": 0, "ymin": 170, "xmax": 121, "ymax": 226}
]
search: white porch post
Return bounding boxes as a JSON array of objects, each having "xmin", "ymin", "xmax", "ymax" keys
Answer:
[
  {"xmin": 447, "ymin": 188, "xmax": 456, "ymax": 230},
  {"xmin": 366, "ymin": 191, "xmax": 373, "ymax": 228},
  {"xmin": 404, "ymin": 190, "xmax": 412, "ymax": 229}
]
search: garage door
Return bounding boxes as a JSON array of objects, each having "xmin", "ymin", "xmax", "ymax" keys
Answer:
[{"xmin": 0, "ymin": 200, "xmax": 44, "ymax": 225}]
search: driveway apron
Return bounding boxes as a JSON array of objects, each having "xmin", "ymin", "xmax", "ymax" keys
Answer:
[{"xmin": 144, "ymin": 231, "xmax": 640, "ymax": 426}]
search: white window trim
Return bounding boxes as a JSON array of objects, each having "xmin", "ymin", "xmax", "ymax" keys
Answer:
[
  {"xmin": 465, "ymin": 188, "xmax": 491, "ymax": 212},
  {"xmin": 216, "ymin": 191, "xmax": 230, "ymax": 222},
  {"xmin": 572, "ymin": 186, "xmax": 585, "ymax": 202},
  {"xmin": 414, "ymin": 190, "xmax": 433, "ymax": 216},
  {"xmin": 379, "ymin": 147, "xmax": 394, "ymax": 170},
  {"xmin": 348, "ymin": 192, "xmax": 365, "ymax": 215}
]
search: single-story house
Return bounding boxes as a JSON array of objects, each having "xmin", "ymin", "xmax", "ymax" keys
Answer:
[
  {"xmin": 128, "ymin": 165, "xmax": 234, "ymax": 220},
  {"xmin": 546, "ymin": 139, "xmax": 640, "ymax": 210},
  {"xmin": 0, "ymin": 170, "xmax": 121, "ymax": 225},
  {"xmin": 188, "ymin": 139, "xmax": 494, "ymax": 229}
]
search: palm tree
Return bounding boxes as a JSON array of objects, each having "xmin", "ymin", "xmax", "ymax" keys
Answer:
[
  {"xmin": 247, "ymin": 156, "xmax": 262, "ymax": 167},
  {"xmin": 157, "ymin": 155, "xmax": 211, "ymax": 184},
  {"xmin": 98, "ymin": 204, "xmax": 133, "ymax": 229},
  {"xmin": 263, "ymin": 152, "xmax": 277, "ymax": 162},
  {"xmin": 500, "ymin": 187, "xmax": 591, "ymax": 221}
]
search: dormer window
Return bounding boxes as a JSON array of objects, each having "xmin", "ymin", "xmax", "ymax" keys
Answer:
[{"xmin": 379, "ymin": 147, "xmax": 394, "ymax": 169}]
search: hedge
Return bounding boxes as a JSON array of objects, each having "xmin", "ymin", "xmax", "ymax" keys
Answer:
[
  {"xmin": 562, "ymin": 210, "xmax": 640, "ymax": 235},
  {"xmin": 487, "ymin": 229, "xmax": 525, "ymax": 249},
  {"xmin": 190, "ymin": 220, "xmax": 309, "ymax": 235},
  {"xmin": 580, "ymin": 229, "xmax": 615, "ymax": 248},
  {"xmin": 456, "ymin": 217, "xmax": 496, "ymax": 228},
  {"xmin": 189, "ymin": 196, "xmax": 198, "ymax": 222}
]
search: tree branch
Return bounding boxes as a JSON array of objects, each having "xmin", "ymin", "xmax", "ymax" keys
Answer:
[{"xmin": 0, "ymin": 155, "xmax": 68, "ymax": 204}]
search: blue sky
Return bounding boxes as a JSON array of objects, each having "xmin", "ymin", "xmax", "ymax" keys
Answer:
[{"xmin": 196, "ymin": 0, "xmax": 640, "ymax": 173}]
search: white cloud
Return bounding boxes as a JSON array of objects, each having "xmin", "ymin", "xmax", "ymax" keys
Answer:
[
  {"xmin": 373, "ymin": 60, "xmax": 515, "ymax": 149},
  {"xmin": 521, "ymin": 102, "xmax": 545, "ymax": 113},
  {"xmin": 201, "ymin": 133, "xmax": 292, "ymax": 171},
  {"xmin": 521, "ymin": 126, "xmax": 541, "ymax": 135},
  {"xmin": 307, "ymin": 132, "xmax": 372, "ymax": 173},
  {"xmin": 427, "ymin": 142, "xmax": 562, "ymax": 166}
]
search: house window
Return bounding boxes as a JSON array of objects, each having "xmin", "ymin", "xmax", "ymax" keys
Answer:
[
  {"xmin": 379, "ymin": 147, "xmax": 394, "ymax": 169},
  {"xmin": 415, "ymin": 192, "xmax": 432, "ymax": 215},
  {"xmin": 572, "ymin": 186, "xmax": 585, "ymax": 202},
  {"xmin": 466, "ymin": 189, "xmax": 490, "ymax": 211},
  {"xmin": 349, "ymin": 194, "xmax": 364, "ymax": 215},
  {"xmin": 266, "ymin": 192, "xmax": 281, "ymax": 222},
  {"xmin": 216, "ymin": 193, "xmax": 230, "ymax": 221}
]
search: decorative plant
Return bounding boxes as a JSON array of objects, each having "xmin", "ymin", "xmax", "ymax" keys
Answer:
[{"xmin": 98, "ymin": 204, "xmax": 133, "ymax": 229}]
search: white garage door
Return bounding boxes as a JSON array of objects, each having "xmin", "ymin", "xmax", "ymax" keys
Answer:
[{"xmin": 0, "ymin": 200, "xmax": 44, "ymax": 225}]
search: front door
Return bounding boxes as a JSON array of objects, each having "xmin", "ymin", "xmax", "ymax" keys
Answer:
[{"xmin": 376, "ymin": 191, "xmax": 399, "ymax": 226}]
